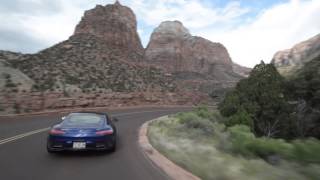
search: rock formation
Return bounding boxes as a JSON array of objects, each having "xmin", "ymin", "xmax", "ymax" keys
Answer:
[
  {"xmin": 74, "ymin": 2, "xmax": 144, "ymax": 61},
  {"xmin": 0, "ymin": 51, "xmax": 34, "ymax": 92},
  {"xmin": 8, "ymin": 2, "xmax": 172, "ymax": 93},
  {"xmin": 145, "ymin": 21, "xmax": 235, "ymax": 77},
  {"xmin": 271, "ymin": 33, "xmax": 320, "ymax": 76},
  {"xmin": 144, "ymin": 21, "xmax": 245, "ymax": 94},
  {"xmin": 232, "ymin": 63, "xmax": 251, "ymax": 77},
  {"xmin": 0, "ymin": 2, "xmax": 189, "ymax": 114},
  {"xmin": 0, "ymin": 2, "xmax": 250, "ymax": 114}
]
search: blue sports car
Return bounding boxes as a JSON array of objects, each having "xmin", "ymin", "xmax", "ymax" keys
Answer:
[{"xmin": 47, "ymin": 112, "xmax": 117, "ymax": 153}]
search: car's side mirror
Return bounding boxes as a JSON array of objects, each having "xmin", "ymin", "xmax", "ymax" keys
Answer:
[{"xmin": 112, "ymin": 117, "xmax": 119, "ymax": 122}]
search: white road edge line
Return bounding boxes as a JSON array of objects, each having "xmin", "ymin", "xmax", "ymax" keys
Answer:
[{"xmin": 0, "ymin": 109, "xmax": 191, "ymax": 146}]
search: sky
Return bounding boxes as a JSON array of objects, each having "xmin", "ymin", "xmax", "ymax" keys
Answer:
[{"xmin": 0, "ymin": 0, "xmax": 319, "ymax": 67}]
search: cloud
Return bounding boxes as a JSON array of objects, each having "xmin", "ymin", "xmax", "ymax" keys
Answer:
[
  {"xmin": 196, "ymin": 0, "xmax": 320, "ymax": 67},
  {"xmin": 0, "ymin": 27, "xmax": 47, "ymax": 53},
  {"xmin": 128, "ymin": 0, "xmax": 250, "ymax": 54},
  {"xmin": 129, "ymin": 0, "xmax": 249, "ymax": 29},
  {"xmin": 0, "ymin": 0, "xmax": 63, "ymax": 15},
  {"xmin": 0, "ymin": 0, "xmax": 113, "ymax": 53},
  {"xmin": 130, "ymin": 0, "xmax": 320, "ymax": 67},
  {"xmin": 0, "ymin": 0, "xmax": 319, "ymax": 68}
]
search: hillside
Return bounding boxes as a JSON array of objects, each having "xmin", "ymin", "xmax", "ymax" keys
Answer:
[
  {"xmin": 0, "ymin": 2, "xmax": 248, "ymax": 114},
  {"xmin": 271, "ymin": 33, "xmax": 320, "ymax": 76},
  {"xmin": 144, "ymin": 21, "xmax": 247, "ymax": 94}
]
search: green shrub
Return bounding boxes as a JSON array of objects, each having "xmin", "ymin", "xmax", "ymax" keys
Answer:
[
  {"xmin": 192, "ymin": 106, "xmax": 225, "ymax": 123},
  {"xmin": 226, "ymin": 109, "xmax": 253, "ymax": 128},
  {"xmin": 229, "ymin": 125, "xmax": 293, "ymax": 158},
  {"xmin": 175, "ymin": 112, "xmax": 214, "ymax": 135},
  {"xmin": 228, "ymin": 125, "xmax": 256, "ymax": 156},
  {"xmin": 227, "ymin": 125, "xmax": 320, "ymax": 163},
  {"xmin": 175, "ymin": 112, "xmax": 197, "ymax": 123},
  {"xmin": 194, "ymin": 106, "xmax": 212, "ymax": 119},
  {"xmin": 291, "ymin": 139, "xmax": 320, "ymax": 163},
  {"xmin": 5, "ymin": 78, "xmax": 17, "ymax": 88}
]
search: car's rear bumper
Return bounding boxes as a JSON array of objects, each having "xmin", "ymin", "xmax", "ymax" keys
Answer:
[{"xmin": 47, "ymin": 135, "xmax": 115, "ymax": 151}]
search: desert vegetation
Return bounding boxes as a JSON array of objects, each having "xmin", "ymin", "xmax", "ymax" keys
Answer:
[
  {"xmin": 220, "ymin": 59, "xmax": 320, "ymax": 139},
  {"xmin": 148, "ymin": 107, "xmax": 320, "ymax": 180},
  {"xmin": 148, "ymin": 56, "xmax": 320, "ymax": 179}
]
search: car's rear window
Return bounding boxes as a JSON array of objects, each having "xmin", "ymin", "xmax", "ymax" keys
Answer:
[{"xmin": 62, "ymin": 113, "xmax": 104, "ymax": 127}]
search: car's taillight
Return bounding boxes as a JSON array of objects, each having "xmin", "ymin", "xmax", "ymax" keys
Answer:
[
  {"xmin": 49, "ymin": 129, "xmax": 65, "ymax": 135},
  {"xmin": 96, "ymin": 129, "xmax": 113, "ymax": 135}
]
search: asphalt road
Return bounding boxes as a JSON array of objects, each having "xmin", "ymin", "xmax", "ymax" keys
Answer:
[{"xmin": 0, "ymin": 107, "xmax": 192, "ymax": 180}]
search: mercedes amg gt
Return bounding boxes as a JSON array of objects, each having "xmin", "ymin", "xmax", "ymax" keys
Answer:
[{"xmin": 47, "ymin": 112, "xmax": 117, "ymax": 153}]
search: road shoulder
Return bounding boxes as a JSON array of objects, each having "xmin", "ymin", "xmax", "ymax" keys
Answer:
[{"xmin": 138, "ymin": 119, "xmax": 201, "ymax": 180}]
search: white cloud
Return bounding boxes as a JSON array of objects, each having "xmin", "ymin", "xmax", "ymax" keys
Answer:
[
  {"xmin": 1, "ymin": 0, "xmax": 320, "ymax": 68},
  {"xmin": 0, "ymin": 0, "xmax": 113, "ymax": 52},
  {"xmin": 129, "ymin": 0, "xmax": 249, "ymax": 29},
  {"xmin": 129, "ymin": 0, "xmax": 320, "ymax": 67},
  {"xmin": 196, "ymin": 0, "xmax": 320, "ymax": 67}
]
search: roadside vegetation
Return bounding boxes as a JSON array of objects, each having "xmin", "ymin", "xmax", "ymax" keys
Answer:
[
  {"xmin": 148, "ymin": 107, "xmax": 320, "ymax": 179},
  {"xmin": 148, "ymin": 58, "xmax": 320, "ymax": 180},
  {"xmin": 219, "ymin": 60, "xmax": 320, "ymax": 139}
]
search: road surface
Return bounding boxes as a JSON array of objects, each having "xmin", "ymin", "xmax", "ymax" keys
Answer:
[{"xmin": 0, "ymin": 107, "xmax": 192, "ymax": 180}]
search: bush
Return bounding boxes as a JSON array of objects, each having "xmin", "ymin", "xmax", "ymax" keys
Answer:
[
  {"xmin": 226, "ymin": 108, "xmax": 253, "ymax": 128},
  {"xmin": 5, "ymin": 78, "xmax": 17, "ymax": 88},
  {"xmin": 193, "ymin": 106, "xmax": 225, "ymax": 123},
  {"xmin": 175, "ymin": 112, "xmax": 214, "ymax": 135},
  {"xmin": 194, "ymin": 106, "xmax": 212, "ymax": 119},
  {"xmin": 227, "ymin": 125, "xmax": 320, "ymax": 163},
  {"xmin": 291, "ymin": 139, "xmax": 320, "ymax": 163}
]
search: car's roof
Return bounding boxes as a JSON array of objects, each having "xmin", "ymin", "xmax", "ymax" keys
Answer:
[
  {"xmin": 61, "ymin": 112, "xmax": 106, "ymax": 128},
  {"xmin": 70, "ymin": 111, "xmax": 108, "ymax": 116}
]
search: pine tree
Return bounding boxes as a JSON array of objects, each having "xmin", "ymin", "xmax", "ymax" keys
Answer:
[{"xmin": 219, "ymin": 61, "xmax": 295, "ymax": 138}]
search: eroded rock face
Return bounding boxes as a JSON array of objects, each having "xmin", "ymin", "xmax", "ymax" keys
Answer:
[
  {"xmin": 0, "ymin": 2, "xmax": 241, "ymax": 114},
  {"xmin": 232, "ymin": 63, "xmax": 252, "ymax": 77},
  {"xmin": 0, "ymin": 51, "xmax": 34, "ymax": 92},
  {"xmin": 74, "ymin": 2, "xmax": 144, "ymax": 59},
  {"xmin": 144, "ymin": 21, "xmax": 239, "ymax": 81},
  {"xmin": 5, "ymin": 2, "xmax": 175, "ymax": 94},
  {"xmin": 271, "ymin": 33, "xmax": 320, "ymax": 75}
]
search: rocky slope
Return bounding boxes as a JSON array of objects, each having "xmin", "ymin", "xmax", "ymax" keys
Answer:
[
  {"xmin": 0, "ymin": 51, "xmax": 34, "ymax": 92},
  {"xmin": 0, "ymin": 2, "xmax": 249, "ymax": 114},
  {"xmin": 0, "ymin": 2, "xmax": 202, "ymax": 114},
  {"xmin": 9, "ymin": 34, "xmax": 175, "ymax": 93},
  {"xmin": 232, "ymin": 63, "xmax": 251, "ymax": 77},
  {"xmin": 144, "ymin": 21, "xmax": 245, "ymax": 93},
  {"xmin": 7, "ymin": 2, "xmax": 174, "ymax": 93},
  {"xmin": 271, "ymin": 33, "xmax": 320, "ymax": 76},
  {"xmin": 74, "ymin": 2, "xmax": 144, "ymax": 61}
]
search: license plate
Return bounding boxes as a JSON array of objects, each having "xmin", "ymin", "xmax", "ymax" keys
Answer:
[{"xmin": 73, "ymin": 142, "xmax": 86, "ymax": 149}]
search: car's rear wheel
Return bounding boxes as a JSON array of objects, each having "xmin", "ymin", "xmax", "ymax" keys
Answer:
[
  {"xmin": 47, "ymin": 143, "xmax": 56, "ymax": 154},
  {"xmin": 47, "ymin": 147, "xmax": 55, "ymax": 154},
  {"xmin": 108, "ymin": 137, "xmax": 117, "ymax": 153}
]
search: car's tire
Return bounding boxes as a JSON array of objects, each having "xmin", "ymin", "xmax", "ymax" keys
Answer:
[
  {"xmin": 47, "ymin": 147, "xmax": 55, "ymax": 154},
  {"xmin": 109, "ymin": 140, "xmax": 116, "ymax": 153},
  {"xmin": 47, "ymin": 143, "xmax": 56, "ymax": 154}
]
